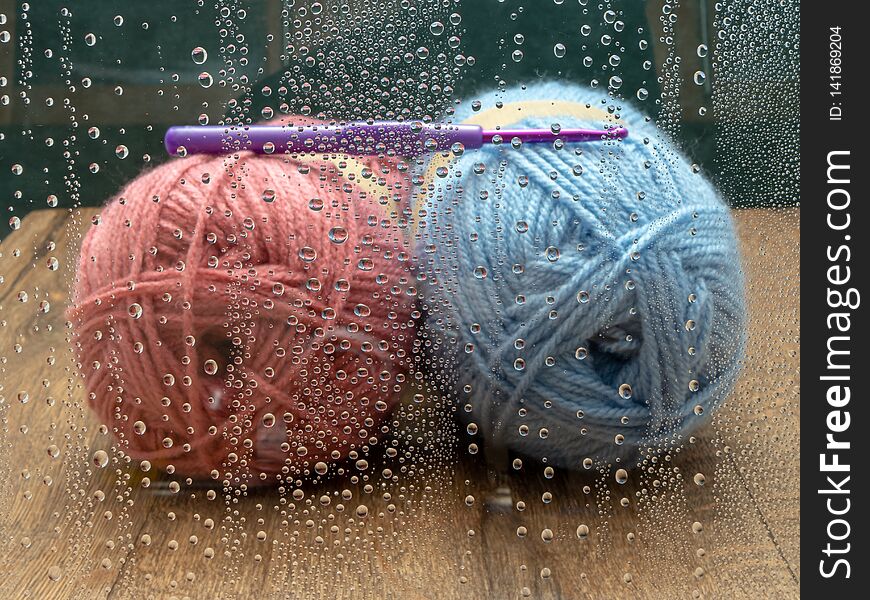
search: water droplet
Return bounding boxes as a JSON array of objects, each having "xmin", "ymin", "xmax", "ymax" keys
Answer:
[
  {"xmin": 198, "ymin": 72, "xmax": 213, "ymax": 88},
  {"xmin": 191, "ymin": 46, "xmax": 208, "ymax": 64},
  {"xmin": 328, "ymin": 227, "xmax": 348, "ymax": 244},
  {"xmin": 299, "ymin": 247, "xmax": 317, "ymax": 262},
  {"xmin": 607, "ymin": 470, "xmax": 628, "ymax": 488},
  {"xmin": 92, "ymin": 450, "xmax": 109, "ymax": 468},
  {"xmin": 618, "ymin": 383, "xmax": 633, "ymax": 400}
]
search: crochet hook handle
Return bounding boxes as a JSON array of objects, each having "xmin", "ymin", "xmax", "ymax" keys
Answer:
[{"xmin": 164, "ymin": 123, "xmax": 627, "ymax": 157}]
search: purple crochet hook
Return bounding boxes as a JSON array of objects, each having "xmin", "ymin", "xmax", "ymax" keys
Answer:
[{"xmin": 164, "ymin": 122, "xmax": 628, "ymax": 157}]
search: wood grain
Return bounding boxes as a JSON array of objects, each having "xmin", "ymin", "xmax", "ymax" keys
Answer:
[{"xmin": 0, "ymin": 207, "xmax": 799, "ymax": 599}]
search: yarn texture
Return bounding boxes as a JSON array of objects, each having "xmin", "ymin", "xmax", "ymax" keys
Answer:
[
  {"xmin": 72, "ymin": 142, "xmax": 414, "ymax": 481},
  {"xmin": 420, "ymin": 82, "xmax": 746, "ymax": 467}
]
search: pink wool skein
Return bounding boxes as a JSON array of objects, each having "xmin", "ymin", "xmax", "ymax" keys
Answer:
[{"xmin": 71, "ymin": 144, "xmax": 415, "ymax": 483}]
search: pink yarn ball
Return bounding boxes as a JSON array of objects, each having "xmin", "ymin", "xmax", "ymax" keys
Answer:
[{"xmin": 71, "ymin": 146, "xmax": 415, "ymax": 482}]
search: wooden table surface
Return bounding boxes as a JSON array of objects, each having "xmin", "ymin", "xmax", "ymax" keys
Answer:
[{"xmin": 0, "ymin": 207, "xmax": 799, "ymax": 599}]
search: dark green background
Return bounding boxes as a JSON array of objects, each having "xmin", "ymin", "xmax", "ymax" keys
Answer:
[{"xmin": 1, "ymin": 1, "xmax": 798, "ymax": 220}]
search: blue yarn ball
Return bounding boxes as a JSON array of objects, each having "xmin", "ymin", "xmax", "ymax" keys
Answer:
[{"xmin": 419, "ymin": 82, "xmax": 746, "ymax": 467}]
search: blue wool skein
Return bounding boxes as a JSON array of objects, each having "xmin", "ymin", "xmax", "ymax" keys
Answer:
[{"xmin": 419, "ymin": 82, "xmax": 746, "ymax": 467}]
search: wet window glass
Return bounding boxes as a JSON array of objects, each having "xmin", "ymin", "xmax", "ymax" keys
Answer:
[{"xmin": 1, "ymin": 1, "xmax": 798, "ymax": 597}]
